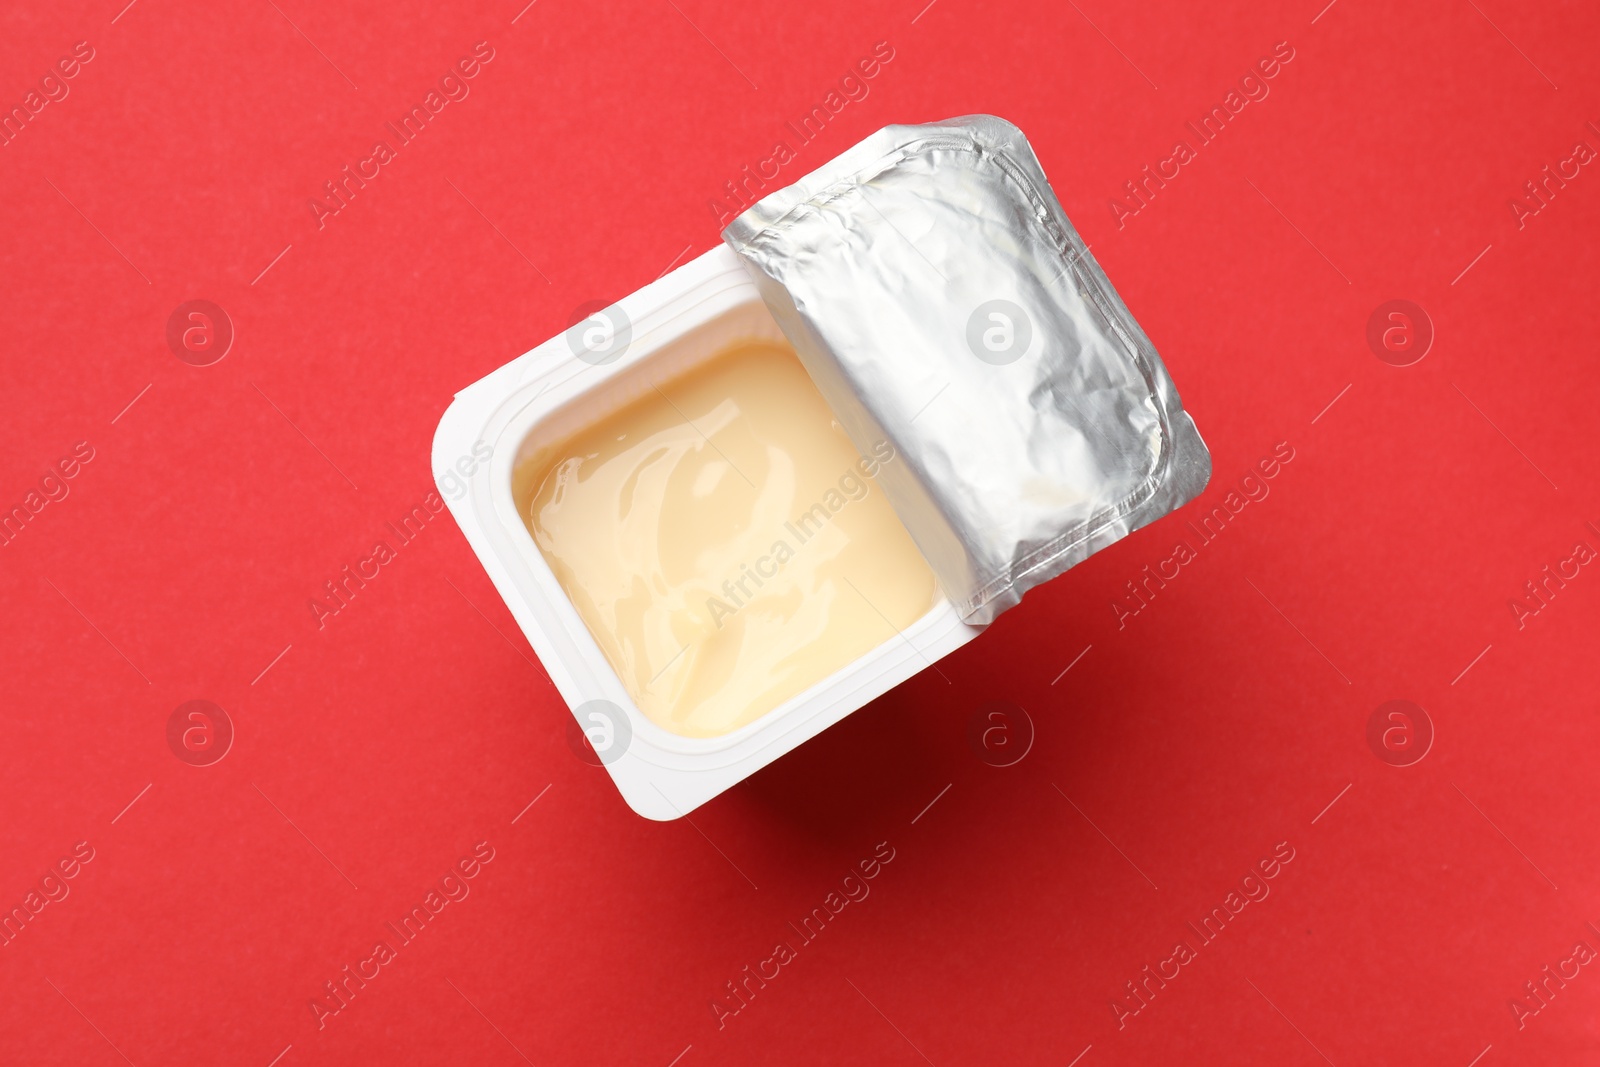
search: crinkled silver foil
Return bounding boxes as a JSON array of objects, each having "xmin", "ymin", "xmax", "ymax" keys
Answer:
[{"xmin": 722, "ymin": 115, "xmax": 1211, "ymax": 624}]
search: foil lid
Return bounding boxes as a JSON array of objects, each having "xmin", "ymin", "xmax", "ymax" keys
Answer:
[{"xmin": 722, "ymin": 115, "xmax": 1211, "ymax": 625}]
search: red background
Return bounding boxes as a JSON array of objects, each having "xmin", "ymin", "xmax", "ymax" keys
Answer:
[{"xmin": 2, "ymin": 0, "xmax": 1598, "ymax": 1063}]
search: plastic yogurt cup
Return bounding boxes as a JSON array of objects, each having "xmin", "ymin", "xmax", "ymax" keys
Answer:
[{"xmin": 434, "ymin": 116, "xmax": 1208, "ymax": 818}]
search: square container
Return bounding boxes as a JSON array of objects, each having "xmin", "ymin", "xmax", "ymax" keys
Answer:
[{"xmin": 433, "ymin": 245, "xmax": 982, "ymax": 820}]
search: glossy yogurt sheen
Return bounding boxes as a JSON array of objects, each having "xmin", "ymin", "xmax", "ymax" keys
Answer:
[{"xmin": 520, "ymin": 342, "xmax": 939, "ymax": 738}]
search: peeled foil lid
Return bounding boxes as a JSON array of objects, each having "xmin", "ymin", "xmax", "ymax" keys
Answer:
[{"xmin": 722, "ymin": 115, "xmax": 1211, "ymax": 625}]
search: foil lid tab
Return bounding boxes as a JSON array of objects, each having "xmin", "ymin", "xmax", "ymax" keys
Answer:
[{"xmin": 722, "ymin": 115, "xmax": 1211, "ymax": 625}]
